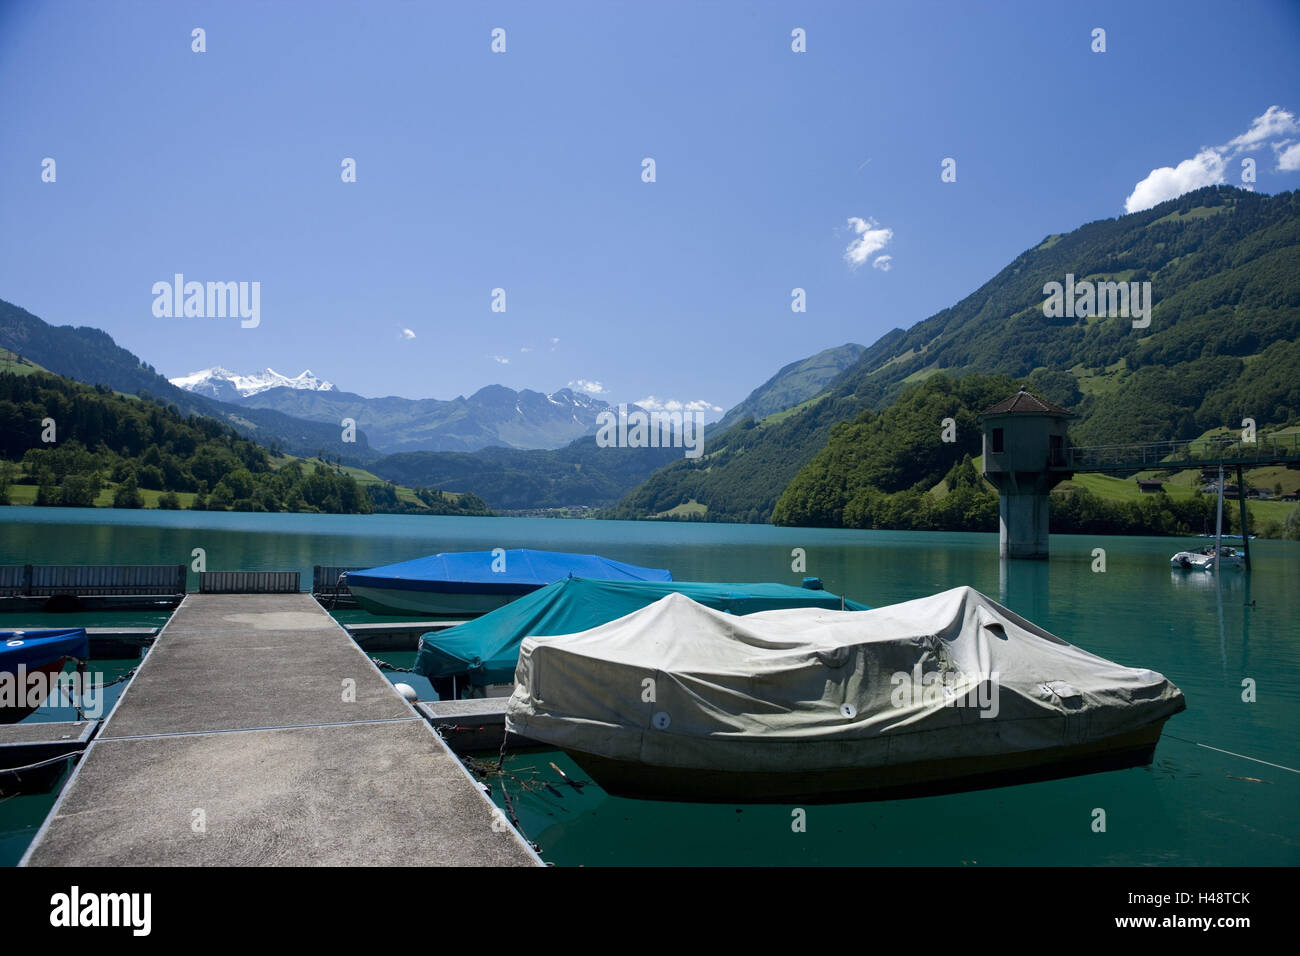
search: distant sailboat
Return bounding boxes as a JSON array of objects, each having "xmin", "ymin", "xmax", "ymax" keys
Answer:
[{"xmin": 1172, "ymin": 463, "xmax": 1246, "ymax": 572}]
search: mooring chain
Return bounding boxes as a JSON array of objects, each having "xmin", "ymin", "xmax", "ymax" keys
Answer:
[
  {"xmin": 100, "ymin": 666, "xmax": 139, "ymax": 687},
  {"xmin": 369, "ymin": 657, "xmax": 416, "ymax": 673},
  {"xmin": 66, "ymin": 664, "xmax": 139, "ymax": 721}
]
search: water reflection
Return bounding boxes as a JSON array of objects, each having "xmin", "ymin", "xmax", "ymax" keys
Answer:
[
  {"xmin": 998, "ymin": 557, "xmax": 1050, "ymax": 624},
  {"xmin": 1168, "ymin": 568, "xmax": 1248, "ymax": 592}
]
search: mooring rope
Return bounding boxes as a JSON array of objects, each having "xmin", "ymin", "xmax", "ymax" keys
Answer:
[
  {"xmin": 369, "ymin": 657, "xmax": 416, "ymax": 673},
  {"xmin": 0, "ymin": 752, "xmax": 79, "ymax": 777},
  {"xmin": 1163, "ymin": 733, "xmax": 1298, "ymax": 774}
]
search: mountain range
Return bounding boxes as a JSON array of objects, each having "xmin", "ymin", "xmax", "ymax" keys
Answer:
[
  {"xmin": 169, "ymin": 367, "xmax": 336, "ymax": 400},
  {"xmin": 211, "ymin": 380, "xmax": 616, "ymax": 455},
  {"xmin": 608, "ymin": 186, "xmax": 1300, "ymax": 523},
  {"xmin": 0, "ymin": 298, "xmax": 857, "ymax": 509}
]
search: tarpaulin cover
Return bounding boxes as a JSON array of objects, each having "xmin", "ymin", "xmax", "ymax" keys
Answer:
[
  {"xmin": 346, "ymin": 549, "xmax": 672, "ymax": 596},
  {"xmin": 415, "ymin": 576, "xmax": 869, "ymax": 684},
  {"xmin": 0, "ymin": 629, "xmax": 90, "ymax": 671},
  {"xmin": 506, "ymin": 587, "xmax": 1185, "ymax": 772}
]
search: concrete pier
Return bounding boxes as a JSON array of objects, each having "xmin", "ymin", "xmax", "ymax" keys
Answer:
[{"xmin": 20, "ymin": 593, "xmax": 540, "ymax": 866}]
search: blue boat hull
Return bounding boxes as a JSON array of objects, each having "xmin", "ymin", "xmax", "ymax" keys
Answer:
[{"xmin": 1, "ymin": 629, "xmax": 89, "ymax": 724}]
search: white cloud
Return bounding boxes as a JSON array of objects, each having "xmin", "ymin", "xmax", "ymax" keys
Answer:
[
  {"xmin": 1124, "ymin": 106, "xmax": 1298, "ymax": 213},
  {"xmin": 569, "ymin": 379, "xmax": 605, "ymax": 395},
  {"xmin": 634, "ymin": 395, "xmax": 723, "ymax": 413},
  {"xmin": 844, "ymin": 216, "xmax": 893, "ymax": 269},
  {"xmin": 1226, "ymin": 105, "xmax": 1298, "ymax": 154},
  {"xmin": 490, "ymin": 355, "xmax": 510, "ymax": 364},
  {"xmin": 1275, "ymin": 140, "xmax": 1300, "ymax": 172},
  {"xmin": 872, "ymin": 255, "xmax": 892, "ymax": 272},
  {"xmin": 1124, "ymin": 148, "xmax": 1226, "ymax": 213},
  {"xmin": 520, "ymin": 347, "xmax": 532, "ymax": 353},
  {"xmin": 400, "ymin": 328, "xmax": 416, "ymax": 339}
]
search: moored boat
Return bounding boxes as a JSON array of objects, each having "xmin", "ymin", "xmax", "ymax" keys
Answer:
[
  {"xmin": 506, "ymin": 587, "xmax": 1185, "ymax": 803},
  {"xmin": 1171, "ymin": 546, "xmax": 1244, "ymax": 571},
  {"xmin": 1171, "ymin": 548, "xmax": 1214, "ymax": 570},
  {"xmin": 415, "ymin": 575, "xmax": 869, "ymax": 695},
  {"xmin": 1, "ymin": 629, "xmax": 90, "ymax": 724},
  {"xmin": 345, "ymin": 549, "xmax": 673, "ymax": 616}
]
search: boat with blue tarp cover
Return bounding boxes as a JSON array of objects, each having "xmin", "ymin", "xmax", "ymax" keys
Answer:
[
  {"xmin": 414, "ymin": 576, "xmax": 869, "ymax": 693},
  {"xmin": 344, "ymin": 549, "xmax": 674, "ymax": 616},
  {"xmin": 1, "ymin": 628, "xmax": 89, "ymax": 723}
]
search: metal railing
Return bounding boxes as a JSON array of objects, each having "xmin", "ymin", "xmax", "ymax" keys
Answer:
[
  {"xmin": 1059, "ymin": 432, "xmax": 1300, "ymax": 472},
  {"xmin": 0, "ymin": 564, "xmax": 186, "ymax": 597}
]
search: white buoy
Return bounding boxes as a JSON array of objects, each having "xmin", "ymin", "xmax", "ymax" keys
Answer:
[{"xmin": 394, "ymin": 682, "xmax": 418, "ymax": 702}]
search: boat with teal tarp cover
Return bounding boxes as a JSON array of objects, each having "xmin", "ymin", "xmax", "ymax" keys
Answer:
[
  {"xmin": 414, "ymin": 576, "xmax": 869, "ymax": 689},
  {"xmin": 345, "ymin": 549, "xmax": 673, "ymax": 616}
]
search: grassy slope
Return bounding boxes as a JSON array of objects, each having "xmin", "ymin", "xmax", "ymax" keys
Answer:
[
  {"xmin": 0, "ymin": 349, "xmax": 46, "ymax": 377},
  {"xmin": 926, "ymin": 448, "xmax": 1298, "ymax": 530}
]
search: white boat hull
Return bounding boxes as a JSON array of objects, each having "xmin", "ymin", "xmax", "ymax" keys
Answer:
[{"xmin": 1170, "ymin": 549, "xmax": 1244, "ymax": 571}]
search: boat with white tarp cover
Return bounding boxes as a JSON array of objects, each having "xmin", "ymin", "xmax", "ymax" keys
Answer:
[{"xmin": 505, "ymin": 586, "xmax": 1185, "ymax": 803}]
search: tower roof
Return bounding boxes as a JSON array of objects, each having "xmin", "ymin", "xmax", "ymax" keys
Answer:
[{"xmin": 980, "ymin": 387, "xmax": 1074, "ymax": 417}]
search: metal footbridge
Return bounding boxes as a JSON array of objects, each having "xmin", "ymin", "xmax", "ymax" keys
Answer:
[{"xmin": 1054, "ymin": 432, "xmax": 1300, "ymax": 474}]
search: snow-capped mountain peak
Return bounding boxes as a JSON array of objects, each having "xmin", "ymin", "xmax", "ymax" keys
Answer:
[{"xmin": 169, "ymin": 366, "xmax": 336, "ymax": 399}]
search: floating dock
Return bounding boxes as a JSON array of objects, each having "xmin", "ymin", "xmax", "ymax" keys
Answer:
[
  {"xmin": 421, "ymin": 698, "xmax": 541, "ymax": 753},
  {"xmin": 20, "ymin": 592, "xmax": 541, "ymax": 866},
  {"xmin": 0, "ymin": 720, "xmax": 97, "ymax": 796}
]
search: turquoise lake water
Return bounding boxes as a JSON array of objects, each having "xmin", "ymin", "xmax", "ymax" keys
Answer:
[{"xmin": 1, "ymin": 506, "xmax": 1297, "ymax": 865}]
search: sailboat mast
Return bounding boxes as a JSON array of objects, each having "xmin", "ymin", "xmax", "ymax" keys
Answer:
[{"xmin": 1214, "ymin": 463, "xmax": 1224, "ymax": 573}]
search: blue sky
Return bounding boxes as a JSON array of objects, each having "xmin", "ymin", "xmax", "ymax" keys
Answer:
[{"xmin": 2, "ymin": 0, "xmax": 1298, "ymax": 416}]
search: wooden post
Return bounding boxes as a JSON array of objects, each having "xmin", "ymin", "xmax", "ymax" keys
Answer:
[{"xmin": 1236, "ymin": 464, "xmax": 1251, "ymax": 571}]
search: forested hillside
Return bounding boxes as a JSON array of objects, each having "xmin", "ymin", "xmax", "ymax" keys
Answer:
[
  {"xmin": 769, "ymin": 373, "xmax": 1288, "ymax": 538},
  {"xmin": 0, "ymin": 370, "xmax": 489, "ymax": 515},
  {"xmin": 601, "ymin": 394, "xmax": 866, "ymax": 522},
  {"xmin": 371, "ymin": 436, "xmax": 683, "ymax": 511}
]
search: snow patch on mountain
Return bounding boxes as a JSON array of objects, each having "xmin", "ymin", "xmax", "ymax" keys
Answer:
[{"xmin": 170, "ymin": 366, "xmax": 336, "ymax": 398}]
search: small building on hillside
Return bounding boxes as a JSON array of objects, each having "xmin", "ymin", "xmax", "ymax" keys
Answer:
[{"xmin": 1137, "ymin": 479, "xmax": 1165, "ymax": 494}]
